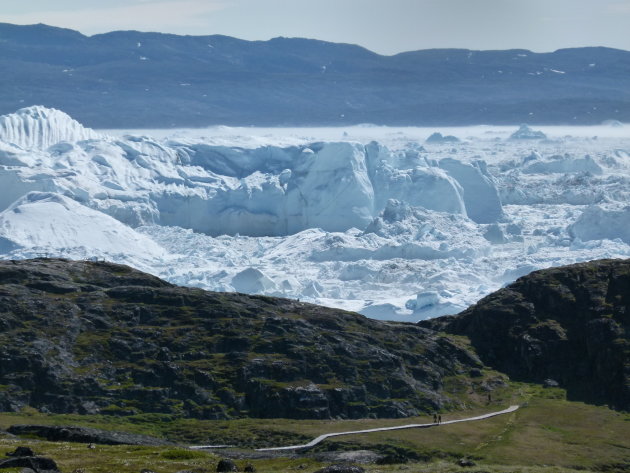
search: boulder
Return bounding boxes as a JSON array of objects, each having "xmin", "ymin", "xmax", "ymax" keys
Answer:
[
  {"xmin": 0, "ymin": 456, "xmax": 59, "ymax": 472},
  {"xmin": 313, "ymin": 465, "xmax": 365, "ymax": 473},
  {"xmin": 457, "ymin": 458, "xmax": 476, "ymax": 467},
  {"xmin": 5, "ymin": 447, "xmax": 35, "ymax": 457},
  {"xmin": 216, "ymin": 459, "xmax": 238, "ymax": 472},
  {"xmin": 543, "ymin": 379, "xmax": 560, "ymax": 388}
]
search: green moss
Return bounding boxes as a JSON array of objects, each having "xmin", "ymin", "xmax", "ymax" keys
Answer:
[{"xmin": 160, "ymin": 448, "xmax": 210, "ymax": 460}]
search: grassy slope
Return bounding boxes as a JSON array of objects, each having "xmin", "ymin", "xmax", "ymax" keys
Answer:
[
  {"xmin": 340, "ymin": 396, "xmax": 630, "ymax": 470},
  {"xmin": 1, "ymin": 384, "xmax": 628, "ymax": 472}
]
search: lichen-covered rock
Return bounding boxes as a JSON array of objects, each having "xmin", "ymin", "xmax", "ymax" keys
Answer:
[
  {"xmin": 0, "ymin": 258, "xmax": 482, "ymax": 420},
  {"xmin": 0, "ymin": 456, "xmax": 59, "ymax": 472}
]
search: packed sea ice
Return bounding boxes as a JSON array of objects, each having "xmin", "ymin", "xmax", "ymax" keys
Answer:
[{"xmin": 0, "ymin": 106, "xmax": 629, "ymax": 320}]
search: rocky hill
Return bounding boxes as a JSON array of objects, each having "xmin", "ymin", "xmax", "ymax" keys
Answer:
[
  {"xmin": 421, "ymin": 259, "xmax": 630, "ymax": 410},
  {"xmin": 1, "ymin": 23, "xmax": 629, "ymax": 126},
  {"xmin": 0, "ymin": 258, "xmax": 486, "ymax": 420}
]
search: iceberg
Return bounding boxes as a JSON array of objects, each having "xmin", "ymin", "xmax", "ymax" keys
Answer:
[
  {"xmin": 0, "ymin": 106, "xmax": 100, "ymax": 150},
  {"xmin": 425, "ymin": 132, "xmax": 460, "ymax": 144},
  {"xmin": 0, "ymin": 192, "xmax": 165, "ymax": 263},
  {"xmin": 232, "ymin": 267, "xmax": 277, "ymax": 294},
  {"xmin": 523, "ymin": 154, "xmax": 603, "ymax": 175},
  {"xmin": 509, "ymin": 124, "xmax": 547, "ymax": 140},
  {"xmin": 568, "ymin": 206, "xmax": 630, "ymax": 244},
  {"xmin": 438, "ymin": 158, "xmax": 503, "ymax": 223}
]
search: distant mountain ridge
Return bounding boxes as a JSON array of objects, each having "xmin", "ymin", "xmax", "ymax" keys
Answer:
[{"xmin": 1, "ymin": 23, "xmax": 629, "ymax": 127}]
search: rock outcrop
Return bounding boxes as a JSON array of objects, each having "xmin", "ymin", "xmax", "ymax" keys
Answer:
[
  {"xmin": 6, "ymin": 425, "xmax": 173, "ymax": 446},
  {"xmin": 0, "ymin": 258, "xmax": 483, "ymax": 419},
  {"xmin": 0, "ymin": 446, "xmax": 60, "ymax": 473},
  {"xmin": 421, "ymin": 259, "xmax": 630, "ymax": 410}
]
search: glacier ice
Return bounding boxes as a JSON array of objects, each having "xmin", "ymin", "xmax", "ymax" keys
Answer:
[
  {"xmin": 568, "ymin": 206, "xmax": 630, "ymax": 244},
  {"xmin": 0, "ymin": 108, "xmax": 498, "ymax": 236},
  {"xmin": 483, "ymin": 224, "xmax": 507, "ymax": 244},
  {"xmin": 522, "ymin": 154, "xmax": 603, "ymax": 175},
  {"xmin": 0, "ymin": 106, "xmax": 629, "ymax": 321},
  {"xmin": 0, "ymin": 192, "xmax": 165, "ymax": 271},
  {"xmin": 0, "ymin": 106, "xmax": 100, "ymax": 150},
  {"xmin": 425, "ymin": 132, "xmax": 460, "ymax": 144},
  {"xmin": 232, "ymin": 267, "xmax": 277, "ymax": 294},
  {"xmin": 438, "ymin": 158, "xmax": 503, "ymax": 223},
  {"xmin": 405, "ymin": 291, "xmax": 466, "ymax": 320}
]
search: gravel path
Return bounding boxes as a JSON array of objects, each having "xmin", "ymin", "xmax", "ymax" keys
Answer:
[{"xmin": 190, "ymin": 404, "xmax": 520, "ymax": 452}]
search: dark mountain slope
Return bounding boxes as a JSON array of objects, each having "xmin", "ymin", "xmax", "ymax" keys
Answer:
[
  {"xmin": 0, "ymin": 258, "xmax": 486, "ymax": 420},
  {"xmin": 421, "ymin": 259, "xmax": 630, "ymax": 411},
  {"xmin": 1, "ymin": 23, "xmax": 629, "ymax": 127}
]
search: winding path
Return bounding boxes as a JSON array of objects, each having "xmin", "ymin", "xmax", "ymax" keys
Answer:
[{"xmin": 190, "ymin": 404, "xmax": 520, "ymax": 452}]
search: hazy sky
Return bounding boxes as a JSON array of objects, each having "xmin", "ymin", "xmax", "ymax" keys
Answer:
[{"xmin": 2, "ymin": 0, "xmax": 630, "ymax": 55}]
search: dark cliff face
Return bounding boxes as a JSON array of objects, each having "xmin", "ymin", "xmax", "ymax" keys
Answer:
[
  {"xmin": 0, "ymin": 258, "xmax": 483, "ymax": 420},
  {"xmin": 421, "ymin": 259, "xmax": 630, "ymax": 410}
]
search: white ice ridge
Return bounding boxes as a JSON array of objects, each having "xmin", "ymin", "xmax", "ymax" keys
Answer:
[
  {"xmin": 0, "ymin": 107, "xmax": 503, "ymax": 237},
  {"xmin": 0, "ymin": 106, "xmax": 100, "ymax": 150}
]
